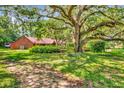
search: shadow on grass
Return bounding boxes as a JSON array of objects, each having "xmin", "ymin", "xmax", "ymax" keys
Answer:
[
  {"xmin": 1, "ymin": 50, "xmax": 65, "ymax": 63},
  {"xmin": 0, "ymin": 70, "xmax": 20, "ymax": 88},
  {"xmin": 1, "ymin": 48, "xmax": 124, "ymax": 87},
  {"xmin": 5, "ymin": 53, "xmax": 30, "ymax": 62},
  {"xmin": 59, "ymin": 52, "xmax": 124, "ymax": 87}
]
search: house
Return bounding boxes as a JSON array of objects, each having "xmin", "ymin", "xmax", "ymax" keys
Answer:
[{"xmin": 10, "ymin": 36, "xmax": 62, "ymax": 49}]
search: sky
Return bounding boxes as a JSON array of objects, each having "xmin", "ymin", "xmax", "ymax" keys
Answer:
[{"xmin": 26, "ymin": 5, "xmax": 45, "ymax": 9}]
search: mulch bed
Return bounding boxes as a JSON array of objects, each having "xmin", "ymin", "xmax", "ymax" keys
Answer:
[{"xmin": 6, "ymin": 62, "xmax": 83, "ymax": 88}]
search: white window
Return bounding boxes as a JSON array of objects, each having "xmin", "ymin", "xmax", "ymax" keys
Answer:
[{"xmin": 20, "ymin": 45, "xmax": 25, "ymax": 49}]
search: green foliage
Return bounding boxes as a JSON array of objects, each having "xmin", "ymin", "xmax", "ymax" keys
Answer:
[
  {"xmin": 90, "ymin": 40, "xmax": 106, "ymax": 52},
  {"xmin": 0, "ymin": 64, "xmax": 19, "ymax": 88},
  {"xmin": 0, "ymin": 16, "xmax": 18, "ymax": 46},
  {"xmin": 33, "ymin": 19, "xmax": 71, "ymax": 43},
  {"xmin": 66, "ymin": 43, "xmax": 74, "ymax": 53},
  {"xmin": 29, "ymin": 45, "xmax": 61, "ymax": 53}
]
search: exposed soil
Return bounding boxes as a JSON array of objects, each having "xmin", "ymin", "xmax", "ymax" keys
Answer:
[{"xmin": 6, "ymin": 62, "xmax": 83, "ymax": 88}]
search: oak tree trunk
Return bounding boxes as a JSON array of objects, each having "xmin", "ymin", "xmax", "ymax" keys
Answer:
[{"xmin": 74, "ymin": 24, "xmax": 82, "ymax": 52}]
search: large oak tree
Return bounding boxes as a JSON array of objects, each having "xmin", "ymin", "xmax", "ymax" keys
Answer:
[{"xmin": 38, "ymin": 5, "xmax": 124, "ymax": 52}]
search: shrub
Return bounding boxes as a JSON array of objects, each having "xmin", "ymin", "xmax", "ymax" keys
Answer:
[
  {"xmin": 66, "ymin": 43, "xmax": 74, "ymax": 53},
  {"xmin": 90, "ymin": 40, "xmax": 106, "ymax": 52},
  {"xmin": 29, "ymin": 45, "xmax": 61, "ymax": 53}
]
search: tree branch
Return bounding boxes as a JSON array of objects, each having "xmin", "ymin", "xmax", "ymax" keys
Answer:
[
  {"xmin": 50, "ymin": 5, "xmax": 76, "ymax": 25},
  {"xmin": 38, "ymin": 14, "xmax": 73, "ymax": 26},
  {"xmin": 82, "ymin": 21, "xmax": 124, "ymax": 35},
  {"xmin": 97, "ymin": 9, "xmax": 124, "ymax": 25},
  {"xmin": 68, "ymin": 5, "xmax": 76, "ymax": 17},
  {"xmin": 112, "ymin": 30, "xmax": 124, "ymax": 38},
  {"xmin": 51, "ymin": 27, "xmax": 68, "ymax": 30},
  {"xmin": 80, "ymin": 11, "xmax": 99, "ymax": 26},
  {"xmin": 67, "ymin": 5, "xmax": 77, "ymax": 25},
  {"xmin": 98, "ymin": 10, "xmax": 115, "ymax": 20},
  {"xmin": 50, "ymin": 5, "xmax": 68, "ymax": 18},
  {"xmin": 88, "ymin": 36, "xmax": 124, "ymax": 41},
  {"xmin": 76, "ymin": 5, "xmax": 87, "ymax": 22}
]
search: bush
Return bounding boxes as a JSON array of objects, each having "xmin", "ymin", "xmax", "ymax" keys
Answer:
[
  {"xmin": 90, "ymin": 40, "xmax": 106, "ymax": 52},
  {"xmin": 66, "ymin": 43, "xmax": 74, "ymax": 53},
  {"xmin": 29, "ymin": 45, "xmax": 61, "ymax": 53}
]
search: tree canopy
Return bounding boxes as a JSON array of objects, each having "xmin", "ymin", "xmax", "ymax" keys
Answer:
[{"xmin": 0, "ymin": 5, "xmax": 124, "ymax": 52}]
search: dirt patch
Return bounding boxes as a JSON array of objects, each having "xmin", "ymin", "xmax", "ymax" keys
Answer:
[{"xmin": 6, "ymin": 62, "xmax": 83, "ymax": 88}]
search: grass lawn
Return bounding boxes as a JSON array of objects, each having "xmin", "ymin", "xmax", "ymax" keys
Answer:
[
  {"xmin": 0, "ymin": 64, "xmax": 19, "ymax": 88},
  {"xmin": 0, "ymin": 48, "xmax": 124, "ymax": 87}
]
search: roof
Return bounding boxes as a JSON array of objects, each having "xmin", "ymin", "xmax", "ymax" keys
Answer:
[
  {"xmin": 25, "ymin": 36, "xmax": 37, "ymax": 44},
  {"xmin": 36, "ymin": 38, "xmax": 55, "ymax": 44},
  {"xmin": 25, "ymin": 36, "xmax": 56, "ymax": 45}
]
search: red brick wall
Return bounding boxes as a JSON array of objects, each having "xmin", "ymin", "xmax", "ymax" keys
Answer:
[{"xmin": 10, "ymin": 36, "xmax": 34, "ymax": 49}]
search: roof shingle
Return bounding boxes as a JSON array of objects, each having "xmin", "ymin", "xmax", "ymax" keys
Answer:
[{"xmin": 25, "ymin": 36, "xmax": 56, "ymax": 45}]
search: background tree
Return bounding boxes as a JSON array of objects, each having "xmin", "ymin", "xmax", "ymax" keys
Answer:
[
  {"xmin": 0, "ymin": 10, "xmax": 18, "ymax": 46},
  {"xmin": 33, "ymin": 19, "xmax": 71, "ymax": 46}
]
